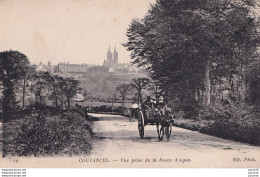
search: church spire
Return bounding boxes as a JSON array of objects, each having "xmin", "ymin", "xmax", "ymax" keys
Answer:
[
  {"xmin": 114, "ymin": 46, "xmax": 118, "ymax": 55},
  {"xmin": 107, "ymin": 45, "xmax": 112, "ymax": 66},
  {"xmin": 113, "ymin": 45, "xmax": 118, "ymax": 67}
]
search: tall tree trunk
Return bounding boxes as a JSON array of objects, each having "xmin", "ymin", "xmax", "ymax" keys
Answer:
[
  {"xmin": 257, "ymin": 82, "xmax": 260, "ymax": 106},
  {"xmin": 2, "ymin": 80, "xmax": 16, "ymax": 122},
  {"xmin": 39, "ymin": 95, "xmax": 42, "ymax": 105},
  {"xmin": 245, "ymin": 62, "xmax": 249, "ymax": 92},
  {"xmin": 60, "ymin": 98, "xmax": 63, "ymax": 108},
  {"xmin": 241, "ymin": 65, "xmax": 247, "ymax": 101},
  {"xmin": 219, "ymin": 76, "xmax": 222, "ymax": 100},
  {"xmin": 205, "ymin": 60, "xmax": 211, "ymax": 106},
  {"xmin": 122, "ymin": 96, "xmax": 125, "ymax": 108},
  {"xmin": 67, "ymin": 96, "xmax": 70, "ymax": 109},
  {"xmin": 54, "ymin": 89, "xmax": 58, "ymax": 108},
  {"xmin": 196, "ymin": 88, "xmax": 201, "ymax": 103},
  {"xmin": 238, "ymin": 62, "xmax": 244, "ymax": 100},
  {"xmin": 22, "ymin": 79, "xmax": 26, "ymax": 109},
  {"xmin": 237, "ymin": 44, "xmax": 245, "ymax": 100},
  {"xmin": 111, "ymin": 94, "xmax": 114, "ymax": 114},
  {"xmin": 230, "ymin": 75, "xmax": 234, "ymax": 94},
  {"xmin": 138, "ymin": 89, "xmax": 141, "ymax": 106},
  {"xmin": 2, "ymin": 81, "xmax": 13, "ymax": 114},
  {"xmin": 39, "ymin": 88, "xmax": 42, "ymax": 105},
  {"xmin": 140, "ymin": 93, "xmax": 143, "ymax": 105},
  {"xmin": 55, "ymin": 96, "xmax": 58, "ymax": 108}
]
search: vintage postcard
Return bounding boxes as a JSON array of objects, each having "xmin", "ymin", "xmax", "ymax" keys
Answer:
[{"xmin": 0, "ymin": 0, "xmax": 259, "ymax": 168}]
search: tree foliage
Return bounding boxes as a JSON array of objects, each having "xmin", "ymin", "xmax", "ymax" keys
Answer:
[
  {"xmin": 116, "ymin": 83, "xmax": 132, "ymax": 107},
  {"xmin": 0, "ymin": 50, "xmax": 30, "ymax": 114},
  {"xmin": 61, "ymin": 78, "xmax": 80, "ymax": 109},
  {"xmin": 124, "ymin": 0, "xmax": 260, "ymax": 113},
  {"xmin": 30, "ymin": 71, "xmax": 52, "ymax": 105},
  {"xmin": 131, "ymin": 77, "xmax": 150, "ymax": 105},
  {"xmin": 21, "ymin": 65, "xmax": 36, "ymax": 109},
  {"xmin": 49, "ymin": 75, "xmax": 65, "ymax": 108}
]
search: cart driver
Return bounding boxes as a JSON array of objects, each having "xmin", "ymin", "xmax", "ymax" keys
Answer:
[
  {"xmin": 156, "ymin": 96, "xmax": 170, "ymax": 118},
  {"xmin": 142, "ymin": 96, "xmax": 154, "ymax": 110},
  {"xmin": 142, "ymin": 96, "xmax": 155, "ymax": 122}
]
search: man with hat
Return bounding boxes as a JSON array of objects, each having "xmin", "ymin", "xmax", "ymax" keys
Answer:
[
  {"xmin": 141, "ymin": 96, "xmax": 155, "ymax": 124},
  {"xmin": 156, "ymin": 96, "xmax": 170, "ymax": 118},
  {"xmin": 142, "ymin": 96, "xmax": 154, "ymax": 110}
]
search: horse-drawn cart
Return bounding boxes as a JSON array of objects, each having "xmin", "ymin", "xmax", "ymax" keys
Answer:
[{"xmin": 137, "ymin": 107, "xmax": 174, "ymax": 141}]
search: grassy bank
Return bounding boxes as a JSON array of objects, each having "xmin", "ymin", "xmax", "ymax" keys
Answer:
[
  {"xmin": 173, "ymin": 118, "xmax": 213, "ymax": 132},
  {"xmin": 173, "ymin": 116, "xmax": 260, "ymax": 146},
  {"xmin": 3, "ymin": 109, "xmax": 93, "ymax": 157}
]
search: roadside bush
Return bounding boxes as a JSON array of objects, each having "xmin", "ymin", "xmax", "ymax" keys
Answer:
[
  {"xmin": 89, "ymin": 105, "xmax": 123, "ymax": 114},
  {"xmin": 14, "ymin": 110, "xmax": 93, "ymax": 156},
  {"xmin": 200, "ymin": 114, "xmax": 260, "ymax": 145},
  {"xmin": 168, "ymin": 96, "xmax": 200, "ymax": 119},
  {"xmin": 91, "ymin": 106, "xmax": 100, "ymax": 112},
  {"xmin": 99, "ymin": 105, "xmax": 110, "ymax": 112},
  {"xmin": 114, "ymin": 106, "xmax": 124, "ymax": 114},
  {"xmin": 200, "ymin": 99, "xmax": 260, "ymax": 145},
  {"xmin": 199, "ymin": 101, "xmax": 231, "ymax": 120}
]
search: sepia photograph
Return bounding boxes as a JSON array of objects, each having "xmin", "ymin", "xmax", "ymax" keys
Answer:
[{"xmin": 0, "ymin": 0, "xmax": 260, "ymax": 168}]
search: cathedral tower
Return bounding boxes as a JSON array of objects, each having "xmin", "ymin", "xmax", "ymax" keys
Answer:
[
  {"xmin": 103, "ymin": 45, "xmax": 119, "ymax": 67},
  {"xmin": 107, "ymin": 46, "xmax": 112, "ymax": 66},
  {"xmin": 113, "ymin": 46, "xmax": 118, "ymax": 67}
]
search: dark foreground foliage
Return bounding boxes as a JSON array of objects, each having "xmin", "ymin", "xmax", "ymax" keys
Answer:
[
  {"xmin": 13, "ymin": 110, "xmax": 93, "ymax": 156},
  {"xmin": 201, "ymin": 116, "xmax": 260, "ymax": 146},
  {"xmin": 200, "ymin": 103, "xmax": 260, "ymax": 146},
  {"xmin": 174, "ymin": 100, "xmax": 260, "ymax": 146}
]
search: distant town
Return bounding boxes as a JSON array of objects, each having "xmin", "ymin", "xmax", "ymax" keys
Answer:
[
  {"xmin": 36, "ymin": 46, "xmax": 140, "ymax": 79},
  {"xmin": 0, "ymin": 46, "xmax": 145, "ymax": 111}
]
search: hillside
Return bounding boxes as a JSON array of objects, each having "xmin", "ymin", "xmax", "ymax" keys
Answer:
[{"xmin": 79, "ymin": 71, "xmax": 147, "ymax": 101}]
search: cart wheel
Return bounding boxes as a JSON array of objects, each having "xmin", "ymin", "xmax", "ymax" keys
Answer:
[
  {"xmin": 165, "ymin": 123, "xmax": 172, "ymax": 141},
  {"xmin": 138, "ymin": 111, "xmax": 144, "ymax": 139},
  {"xmin": 157, "ymin": 123, "xmax": 164, "ymax": 141}
]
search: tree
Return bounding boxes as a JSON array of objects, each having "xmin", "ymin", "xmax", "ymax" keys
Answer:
[
  {"xmin": 0, "ymin": 50, "xmax": 30, "ymax": 115},
  {"xmin": 246, "ymin": 62, "xmax": 260, "ymax": 106},
  {"xmin": 131, "ymin": 78, "xmax": 150, "ymax": 105},
  {"xmin": 109, "ymin": 90, "xmax": 117, "ymax": 113},
  {"xmin": 20, "ymin": 65, "xmax": 36, "ymax": 109},
  {"xmin": 49, "ymin": 75, "xmax": 64, "ymax": 108},
  {"xmin": 61, "ymin": 78, "xmax": 80, "ymax": 109},
  {"xmin": 30, "ymin": 71, "xmax": 52, "ymax": 106},
  {"xmin": 116, "ymin": 83, "xmax": 132, "ymax": 107},
  {"xmin": 147, "ymin": 81, "xmax": 161, "ymax": 103},
  {"xmin": 124, "ymin": 0, "xmax": 260, "ymax": 111}
]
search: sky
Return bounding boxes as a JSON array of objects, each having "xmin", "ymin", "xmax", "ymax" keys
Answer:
[{"xmin": 0, "ymin": 0, "xmax": 156, "ymax": 65}]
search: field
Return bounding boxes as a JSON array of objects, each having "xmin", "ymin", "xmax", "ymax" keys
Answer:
[{"xmin": 78, "ymin": 71, "xmax": 147, "ymax": 100}]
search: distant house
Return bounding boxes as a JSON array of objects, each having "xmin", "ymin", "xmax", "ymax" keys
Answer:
[
  {"xmin": 57, "ymin": 63, "xmax": 88, "ymax": 73},
  {"xmin": 36, "ymin": 61, "xmax": 53, "ymax": 74},
  {"xmin": 72, "ymin": 94, "xmax": 85, "ymax": 102}
]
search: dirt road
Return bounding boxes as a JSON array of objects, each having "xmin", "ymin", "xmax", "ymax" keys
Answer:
[{"xmin": 88, "ymin": 113, "xmax": 260, "ymax": 168}]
